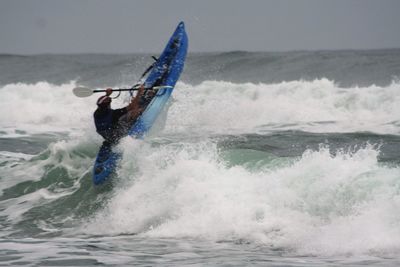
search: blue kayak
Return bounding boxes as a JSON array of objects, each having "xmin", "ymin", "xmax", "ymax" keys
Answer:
[{"xmin": 93, "ymin": 22, "xmax": 188, "ymax": 185}]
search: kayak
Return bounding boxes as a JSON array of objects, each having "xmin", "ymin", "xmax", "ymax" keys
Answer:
[{"xmin": 93, "ymin": 22, "xmax": 188, "ymax": 185}]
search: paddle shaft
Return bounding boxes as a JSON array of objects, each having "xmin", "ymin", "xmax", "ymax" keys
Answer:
[
  {"xmin": 93, "ymin": 88, "xmax": 142, "ymax": 93},
  {"xmin": 93, "ymin": 86, "xmax": 169, "ymax": 94}
]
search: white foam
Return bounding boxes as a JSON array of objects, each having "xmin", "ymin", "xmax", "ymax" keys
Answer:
[
  {"xmin": 0, "ymin": 81, "xmax": 128, "ymax": 137},
  {"xmin": 2, "ymin": 79, "xmax": 400, "ymax": 137},
  {"xmin": 166, "ymin": 79, "xmax": 400, "ymax": 135},
  {"xmin": 85, "ymin": 140, "xmax": 400, "ymax": 257},
  {"xmin": 4, "ymin": 79, "xmax": 400, "ymax": 257},
  {"xmin": 0, "ymin": 151, "xmax": 33, "ymax": 160}
]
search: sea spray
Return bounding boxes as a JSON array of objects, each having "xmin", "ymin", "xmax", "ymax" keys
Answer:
[
  {"xmin": 84, "ymin": 139, "xmax": 400, "ymax": 256},
  {"xmin": 0, "ymin": 81, "xmax": 132, "ymax": 137},
  {"xmin": 2, "ymin": 80, "xmax": 400, "ymax": 136},
  {"xmin": 166, "ymin": 79, "xmax": 400, "ymax": 135}
]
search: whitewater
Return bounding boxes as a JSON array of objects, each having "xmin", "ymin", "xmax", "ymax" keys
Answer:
[{"xmin": 1, "ymin": 50, "xmax": 400, "ymax": 266}]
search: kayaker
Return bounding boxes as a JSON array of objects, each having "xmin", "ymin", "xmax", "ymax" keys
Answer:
[{"xmin": 94, "ymin": 85, "xmax": 145, "ymax": 143}]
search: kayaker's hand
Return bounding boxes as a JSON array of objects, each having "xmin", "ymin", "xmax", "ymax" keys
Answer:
[
  {"xmin": 105, "ymin": 88, "xmax": 113, "ymax": 96},
  {"xmin": 137, "ymin": 85, "xmax": 145, "ymax": 96}
]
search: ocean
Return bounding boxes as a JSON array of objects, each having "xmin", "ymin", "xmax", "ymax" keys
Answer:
[{"xmin": 1, "ymin": 49, "xmax": 400, "ymax": 266}]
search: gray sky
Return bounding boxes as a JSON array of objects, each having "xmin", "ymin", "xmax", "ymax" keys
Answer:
[{"xmin": 1, "ymin": 0, "xmax": 399, "ymax": 54}]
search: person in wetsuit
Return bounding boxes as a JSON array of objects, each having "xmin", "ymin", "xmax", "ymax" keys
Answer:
[{"xmin": 94, "ymin": 86, "xmax": 146, "ymax": 144}]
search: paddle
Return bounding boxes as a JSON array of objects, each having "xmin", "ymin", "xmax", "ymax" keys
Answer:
[{"xmin": 72, "ymin": 85, "xmax": 173, "ymax": 98}]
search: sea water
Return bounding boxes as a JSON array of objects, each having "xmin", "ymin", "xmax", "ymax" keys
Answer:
[{"xmin": 1, "ymin": 50, "xmax": 400, "ymax": 266}]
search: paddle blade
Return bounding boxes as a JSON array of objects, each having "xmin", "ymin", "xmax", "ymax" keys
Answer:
[{"xmin": 73, "ymin": 87, "xmax": 94, "ymax": 98}]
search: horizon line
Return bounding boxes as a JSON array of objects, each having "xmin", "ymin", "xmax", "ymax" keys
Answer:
[{"xmin": 1, "ymin": 47, "xmax": 400, "ymax": 57}]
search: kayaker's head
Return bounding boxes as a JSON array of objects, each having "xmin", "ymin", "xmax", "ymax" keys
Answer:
[{"xmin": 97, "ymin": 95, "xmax": 112, "ymax": 109}]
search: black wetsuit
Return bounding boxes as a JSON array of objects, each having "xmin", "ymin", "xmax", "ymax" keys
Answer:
[{"xmin": 94, "ymin": 107, "xmax": 128, "ymax": 143}]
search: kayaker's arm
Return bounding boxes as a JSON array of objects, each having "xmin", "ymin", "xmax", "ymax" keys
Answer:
[
  {"xmin": 124, "ymin": 85, "xmax": 145, "ymax": 121},
  {"xmin": 127, "ymin": 85, "xmax": 145, "ymax": 110}
]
